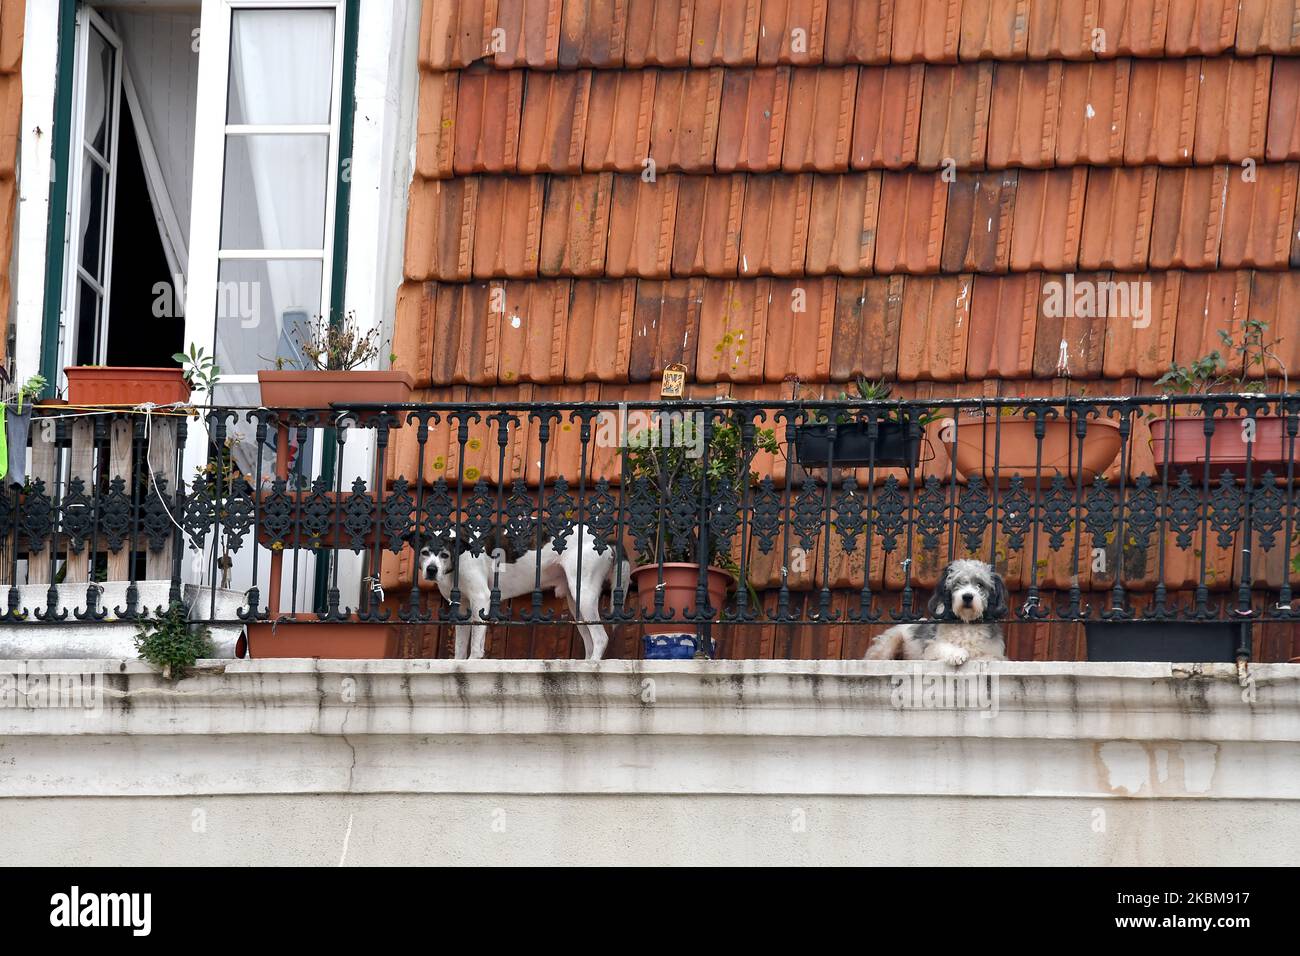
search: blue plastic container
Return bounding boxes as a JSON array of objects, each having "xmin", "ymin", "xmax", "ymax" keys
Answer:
[{"xmin": 642, "ymin": 633, "xmax": 700, "ymax": 660}]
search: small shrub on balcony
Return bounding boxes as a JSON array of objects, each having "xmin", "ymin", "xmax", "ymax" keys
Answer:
[{"xmin": 134, "ymin": 601, "xmax": 213, "ymax": 680}]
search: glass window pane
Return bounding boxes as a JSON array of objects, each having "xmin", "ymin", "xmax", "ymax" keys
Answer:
[
  {"xmin": 84, "ymin": 26, "xmax": 115, "ymax": 156},
  {"xmin": 77, "ymin": 156, "xmax": 107, "ymax": 279},
  {"xmin": 214, "ymin": 258, "xmax": 323, "ymax": 375},
  {"xmin": 220, "ymin": 135, "xmax": 329, "ymax": 250},
  {"xmin": 227, "ymin": 9, "xmax": 335, "ymax": 125},
  {"xmin": 75, "ymin": 280, "xmax": 101, "ymax": 366}
]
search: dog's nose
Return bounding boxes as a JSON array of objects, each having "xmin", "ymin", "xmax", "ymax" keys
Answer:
[{"xmin": 961, "ymin": 593, "xmax": 974, "ymax": 606}]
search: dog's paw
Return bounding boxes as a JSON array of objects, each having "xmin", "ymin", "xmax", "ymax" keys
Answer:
[{"xmin": 943, "ymin": 648, "xmax": 969, "ymax": 666}]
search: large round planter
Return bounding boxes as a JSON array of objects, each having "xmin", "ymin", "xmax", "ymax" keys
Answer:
[
  {"xmin": 943, "ymin": 414, "xmax": 1121, "ymax": 487},
  {"xmin": 257, "ymin": 370, "xmax": 414, "ymax": 409},
  {"xmin": 65, "ymin": 366, "xmax": 189, "ymax": 406},
  {"xmin": 1150, "ymin": 415, "xmax": 1297, "ymax": 481},
  {"xmin": 793, "ymin": 420, "xmax": 921, "ymax": 469},
  {"xmin": 630, "ymin": 563, "xmax": 732, "ymax": 636},
  {"xmin": 244, "ymin": 616, "xmax": 400, "ymax": 659}
]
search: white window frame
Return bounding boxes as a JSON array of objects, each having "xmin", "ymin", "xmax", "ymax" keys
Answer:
[
  {"xmin": 59, "ymin": 6, "xmax": 124, "ymax": 373},
  {"xmin": 184, "ymin": 0, "xmax": 347, "ymax": 392}
]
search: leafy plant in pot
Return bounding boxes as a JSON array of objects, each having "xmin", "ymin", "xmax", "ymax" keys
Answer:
[
  {"xmin": 625, "ymin": 413, "xmax": 779, "ymax": 659},
  {"xmin": 257, "ymin": 311, "xmax": 413, "ymax": 409},
  {"xmin": 1151, "ymin": 320, "xmax": 1294, "ymax": 481},
  {"xmin": 793, "ymin": 379, "xmax": 934, "ymax": 469}
]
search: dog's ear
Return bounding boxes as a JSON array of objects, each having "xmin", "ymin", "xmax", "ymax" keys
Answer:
[
  {"xmin": 401, "ymin": 529, "xmax": 422, "ymax": 550},
  {"xmin": 927, "ymin": 564, "xmax": 953, "ymax": 621},
  {"xmin": 986, "ymin": 568, "xmax": 1009, "ymax": 621}
]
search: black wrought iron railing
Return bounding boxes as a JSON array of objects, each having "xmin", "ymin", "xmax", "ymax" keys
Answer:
[{"xmin": 1, "ymin": 394, "xmax": 1298, "ymax": 659}]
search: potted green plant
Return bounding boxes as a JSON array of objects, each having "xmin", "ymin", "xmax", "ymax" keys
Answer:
[
  {"xmin": 942, "ymin": 389, "xmax": 1122, "ymax": 487},
  {"xmin": 1151, "ymin": 320, "xmax": 1293, "ymax": 479},
  {"xmin": 625, "ymin": 412, "xmax": 778, "ymax": 658},
  {"xmin": 793, "ymin": 379, "xmax": 932, "ymax": 469},
  {"xmin": 257, "ymin": 311, "xmax": 413, "ymax": 409}
]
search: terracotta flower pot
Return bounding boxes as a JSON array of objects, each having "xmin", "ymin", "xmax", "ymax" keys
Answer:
[
  {"xmin": 65, "ymin": 366, "xmax": 189, "ymax": 406},
  {"xmin": 943, "ymin": 414, "xmax": 1121, "ymax": 487},
  {"xmin": 244, "ymin": 615, "xmax": 400, "ymax": 659},
  {"xmin": 630, "ymin": 563, "xmax": 732, "ymax": 636},
  {"xmin": 1150, "ymin": 415, "xmax": 1298, "ymax": 482},
  {"xmin": 257, "ymin": 370, "xmax": 414, "ymax": 409}
]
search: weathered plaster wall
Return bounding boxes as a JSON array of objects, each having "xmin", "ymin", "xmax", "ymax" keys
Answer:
[{"xmin": 1, "ymin": 659, "xmax": 1297, "ymax": 865}]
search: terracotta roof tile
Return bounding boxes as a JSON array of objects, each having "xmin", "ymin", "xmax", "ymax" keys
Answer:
[
  {"xmin": 851, "ymin": 63, "xmax": 924, "ymax": 169},
  {"xmin": 393, "ymin": 282, "xmax": 436, "ymax": 387},
  {"xmin": 1079, "ymin": 167, "xmax": 1156, "ymax": 270},
  {"xmin": 874, "ymin": 171, "xmax": 948, "ymax": 273},
  {"xmin": 629, "ymin": 278, "xmax": 703, "ymax": 381},
  {"xmin": 1124, "ymin": 57, "xmax": 1198, "ymax": 166},
  {"xmin": 715, "ymin": 67, "xmax": 790, "ymax": 172},
  {"xmin": 1173, "ymin": 270, "xmax": 1250, "ymax": 367},
  {"xmin": 831, "ymin": 276, "xmax": 903, "ymax": 380},
  {"xmin": 605, "ymin": 173, "xmax": 679, "ymax": 277},
  {"xmin": 738, "ymin": 173, "xmax": 813, "ymax": 275},
  {"xmin": 959, "ymin": 0, "xmax": 1031, "ymax": 61},
  {"xmin": 987, "ymin": 61, "xmax": 1062, "ymax": 168},
  {"xmin": 624, "ymin": 0, "xmax": 694, "ymax": 67},
  {"xmin": 522, "ymin": 383, "xmax": 605, "ymax": 486},
  {"xmin": 892, "ymin": 0, "xmax": 963, "ymax": 64},
  {"xmin": 472, "ymin": 175, "xmax": 544, "ymax": 277},
  {"xmin": 491, "ymin": 0, "xmax": 564, "ymax": 69},
  {"xmin": 539, "ymin": 173, "xmax": 613, "ymax": 276},
  {"xmin": 0, "ymin": 0, "xmax": 23, "ymax": 76},
  {"xmin": 763, "ymin": 278, "xmax": 836, "ymax": 381},
  {"xmin": 756, "ymin": 0, "xmax": 828, "ymax": 65},
  {"xmin": 404, "ymin": 177, "xmax": 478, "ymax": 281},
  {"xmin": 453, "ymin": 69, "xmax": 523, "ymax": 174},
  {"xmin": 1096, "ymin": 0, "xmax": 1171, "ymax": 57},
  {"xmin": 559, "ymin": 0, "xmax": 628, "ymax": 68},
  {"xmin": 1009, "ymin": 167, "xmax": 1086, "ymax": 271},
  {"xmin": 497, "ymin": 280, "xmax": 571, "ymax": 383},
  {"xmin": 965, "ymin": 273, "xmax": 1039, "ymax": 379},
  {"xmin": 1026, "ymin": 0, "xmax": 1100, "ymax": 60},
  {"xmin": 672, "ymin": 173, "xmax": 745, "ymax": 275},
  {"xmin": 1235, "ymin": 0, "xmax": 1300, "ymax": 53},
  {"xmin": 942, "ymin": 170, "xmax": 1017, "ymax": 273},
  {"xmin": 1194, "ymin": 55, "xmax": 1272, "ymax": 164},
  {"xmin": 805, "ymin": 172, "xmax": 881, "ymax": 275},
  {"xmin": 583, "ymin": 70, "xmax": 655, "ymax": 171},
  {"xmin": 896, "ymin": 274, "xmax": 973, "ymax": 381},
  {"xmin": 564, "ymin": 280, "xmax": 636, "ymax": 381},
  {"xmin": 822, "ymin": 0, "xmax": 894, "ymax": 65},
  {"xmin": 1164, "ymin": 0, "xmax": 1240, "ymax": 55},
  {"xmin": 1149, "ymin": 165, "xmax": 1227, "ymax": 269},
  {"xmin": 695, "ymin": 279, "xmax": 770, "ymax": 382},
  {"xmin": 1102, "ymin": 270, "xmax": 1180, "ymax": 378},
  {"xmin": 516, "ymin": 70, "xmax": 591, "ymax": 172},
  {"xmin": 1219, "ymin": 162, "xmax": 1298, "ymax": 268},
  {"xmin": 1032, "ymin": 274, "xmax": 1109, "ymax": 377},
  {"xmin": 1266, "ymin": 56, "xmax": 1300, "ymax": 160},
  {"xmin": 419, "ymin": 0, "xmax": 489, "ymax": 69},
  {"xmin": 782, "ymin": 66, "xmax": 858, "ymax": 171},
  {"xmin": 431, "ymin": 283, "xmax": 498, "ymax": 385},
  {"xmin": 1247, "ymin": 269, "xmax": 1300, "ymax": 372},
  {"xmin": 1055, "ymin": 59, "xmax": 1130, "ymax": 166},
  {"xmin": 649, "ymin": 68, "xmax": 724, "ymax": 171},
  {"xmin": 415, "ymin": 71, "xmax": 457, "ymax": 180},
  {"xmin": 917, "ymin": 62, "xmax": 994, "ymax": 169},
  {"xmin": 689, "ymin": 0, "xmax": 761, "ymax": 66}
]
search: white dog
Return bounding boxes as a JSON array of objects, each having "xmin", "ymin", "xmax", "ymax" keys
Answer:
[
  {"xmin": 412, "ymin": 525, "xmax": 630, "ymax": 661},
  {"xmin": 864, "ymin": 559, "xmax": 1008, "ymax": 665}
]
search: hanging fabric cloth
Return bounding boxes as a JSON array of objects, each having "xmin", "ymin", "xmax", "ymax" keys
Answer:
[{"xmin": 3, "ymin": 402, "xmax": 32, "ymax": 488}]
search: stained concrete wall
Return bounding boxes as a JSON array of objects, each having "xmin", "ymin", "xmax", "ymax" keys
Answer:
[{"xmin": 1, "ymin": 659, "xmax": 1296, "ymax": 865}]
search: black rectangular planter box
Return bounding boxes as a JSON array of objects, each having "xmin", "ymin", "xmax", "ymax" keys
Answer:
[
  {"xmin": 1084, "ymin": 622, "xmax": 1243, "ymax": 663},
  {"xmin": 793, "ymin": 420, "xmax": 920, "ymax": 469}
]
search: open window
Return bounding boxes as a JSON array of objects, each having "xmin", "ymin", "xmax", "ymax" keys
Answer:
[{"xmin": 57, "ymin": 2, "xmax": 200, "ymax": 379}]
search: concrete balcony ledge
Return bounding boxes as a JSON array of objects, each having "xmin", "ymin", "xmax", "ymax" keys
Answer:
[{"xmin": 1, "ymin": 658, "xmax": 1297, "ymax": 800}]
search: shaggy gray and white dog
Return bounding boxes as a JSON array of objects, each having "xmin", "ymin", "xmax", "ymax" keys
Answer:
[{"xmin": 864, "ymin": 559, "xmax": 1008, "ymax": 665}]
